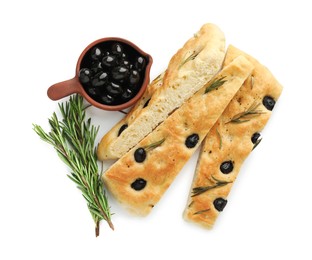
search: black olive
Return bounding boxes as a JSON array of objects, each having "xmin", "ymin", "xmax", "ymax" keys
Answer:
[
  {"xmin": 135, "ymin": 56, "xmax": 146, "ymax": 71},
  {"xmin": 102, "ymin": 54, "xmax": 117, "ymax": 68},
  {"xmin": 131, "ymin": 178, "xmax": 147, "ymax": 191},
  {"xmin": 111, "ymin": 65, "xmax": 129, "ymax": 81},
  {"xmin": 90, "ymin": 61, "xmax": 102, "ymax": 73},
  {"xmin": 134, "ymin": 148, "xmax": 146, "ymax": 163},
  {"xmin": 99, "ymin": 71, "xmax": 108, "ymax": 80},
  {"xmin": 111, "ymin": 43, "xmax": 123, "ymax": 56},
  {"xmin": 78, "ymin": 68, "xmax": 92, "ymax": 84},
  {"xmin": 121, "ymin": 88, "xmax": 133, "ymax": 100},
  {"xmin": 122, "ymin": 60, "xmax": 130, "ymax": 68},
  {"xmin": 106, "ymin": 82, "xmax": 123, "ymax": 96},
  {"xmin": 185, "ymin": 133, "xmax": 199, "ymax": 148},
  {"xmin": 143, "ymin": 98, "xmax": 150, "ymax": 108},
  {"xmin": 251, "ymin": 132, "xmax": 261, "ymax": 144},
  {"xmin": 100, "ymin": 94, "xmax": 114, "ymax": 105},
  {"xmin": 91, "ymin": 78, "xmax": 103, "ymax": 88},
  {"xmin": 129, "ymin": 70, "xmax": 140, "ymax": 86},
  {"xmin": 90, "ymin": 47, "xmax": 103, "ymax": 61},
  {"xmin": 86, "ymin": 87, "xmax": 97, "ymax": 97},
  {"xmin": 118, "ymin": 124, "xmax": 128, "ymax": 137},
  {"xmin": 91, "ymin": 72, "xmax": 108, "ymax": 88},
  {"xmin": 263, "ymin": 96, "xmax": 276, "ymax": 111},
  {"xmin": 213, "ymin": 198, "xmax": 227, "ymax": 212},
  {"xmin": 220, "ymin": 160, "xmax": 234, "ymax": 174}
]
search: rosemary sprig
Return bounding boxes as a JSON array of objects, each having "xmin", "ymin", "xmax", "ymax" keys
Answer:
[
  {"xmin": 204, "ymin": 76, "xmax": 227, "ymax": 94},
  {"xmin": 33, "ymin": 94, "xmax": 113, "ymax": 236},
  {"xmin": 226, "ymin": 102, "xmax": 265, "ymax": 124},
  {"xmin": 179, "ymin": 49, "xmax": 202, "ymax": 69},
  {"xmin": 192, "ymin": 175, "xmax": 232, "ymax": 197}
]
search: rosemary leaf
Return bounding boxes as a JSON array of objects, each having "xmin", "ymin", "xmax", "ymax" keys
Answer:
[
  {"xmin": 179, "ymin": 49, "xmax": 202, "ymax": 69},
  {"xmin": 188, "ymin": 200, "xmax": 194, "ymax": 208},
  {"xmin": 216, "ymin": 128, "xmax": 222, "ymax": 150},
  {"xmin": 152, "ymin": 72, "xmax": 164, "ymax": 84},
  {"xmin": 192, "ymin": 175, "xmax": 232, "ymax": 197},
  {"xmin": 252, "ymin": 138, "xmax": 262, "ymax": 150},
  {"xmin": 67, "ymin": 174, "xmax": 81, "ymax": 186},
  {"xmin": 193, "ymin": 209, "xmax": 210, "ymax": 215},
  {"xmin": 227, "ymin": 102, "xmax": 265, "ymax": 124},
  {"xmin": 204, "ymin": 76, "xmax": 227, "ymax": 94},
  {"xmin": 82, "ymin": 193, "xmax": 94, "ymax": 205},
  {"xmin": 250, "ymin": 75, "xmax": 254, "ymax": 89},
  {"xmin": 88, "ymin": 207, "xmax": 104, "ymax": 220},
  {"xmin": 33, "ymin": 94, "xmax": 113, "ymax": 236},
  {"xmin": 145, "ymin": 138, "xmax": 165, "ymax": 151}
]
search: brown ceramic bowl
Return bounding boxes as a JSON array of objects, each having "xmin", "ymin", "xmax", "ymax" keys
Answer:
[{"xmin": 47, "ymin": 37, "xmax": 152, "ymax": 111}]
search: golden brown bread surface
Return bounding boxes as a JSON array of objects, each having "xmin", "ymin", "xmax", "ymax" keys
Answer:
[
  {"xmin": 97, "ymin": 23, "xmax": 226, "ymax": 160},
  {"xmin": 183, "ymin": 45, "xmax": 283, "ymax": 228},
  {"xmin": 102, "ymin": 56, "xmax": 254, "ymax": 215}
]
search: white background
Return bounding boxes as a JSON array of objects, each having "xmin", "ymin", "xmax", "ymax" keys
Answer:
[{"xmin": 1, "ymin": 0, "xmax": 311, "ymax": 259}]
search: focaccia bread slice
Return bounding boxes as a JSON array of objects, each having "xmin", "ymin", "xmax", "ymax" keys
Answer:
[
  {"xmin": 103, "ymin": 56, "xmax": 254, "ymax": 215},
  {"xmin": 183, "ymin": 45, "xmax": 283, "ymax": 229},
  {"xmin": 97, "ymin": 23, "xmax": 226, "ymax": 160}
]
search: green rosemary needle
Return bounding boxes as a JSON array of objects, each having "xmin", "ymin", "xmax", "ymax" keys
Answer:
[
  {"xmin": 33, "ymin": 94, "xmax": 113, "ymax": 236},
  {"xmin": 179, "ymin": 49, "xmax": 202, "ymax": 69},
  {"xmin": 192, "ymin": 175, "xmax": 232, "ymax": 197},
  {"xmin": 152, "ymin": 72, "xmax": 164, "ymax": 84},
  {"xmin": 226, "ymin": 102, "xmax": 265, "ymax": 124},
  {"xmin": 216, "ymin": 128, "xmax": 222, "ymax": 149},
  {"xmin": 193, "ymin": 209, "xmax": 210, "ymax": 215},
  {"xmin": 144, "ymin": 138, "xmax": 165, "ymax": 151},
  {"xmin": 204, "ymin": 76, "xmax": 227, "ymax": 94}
]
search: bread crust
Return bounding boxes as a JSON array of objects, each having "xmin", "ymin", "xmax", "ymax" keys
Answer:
[
  {"xmin": 183, "ymin": 45, "xmax": 283, "ymax": 229},
  {"xmin": 103, "ymin": 56, "xmax": 254, "ymax": 215},
  {"xmin": 97, "ymin": 23, "xmax": 226, "ymax": 160}
]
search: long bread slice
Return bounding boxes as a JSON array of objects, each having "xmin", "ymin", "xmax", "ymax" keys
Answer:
[
  {"xmin": 183, "ymin": 45, "xmax": 283, "ymax": 228},
  {"xmin": 103, "ymin": 56, "xmax": 254, "ymax": 215},
  {"xmin": 97, "ymin": 23, "xmax": 226, "ymax": 160}
]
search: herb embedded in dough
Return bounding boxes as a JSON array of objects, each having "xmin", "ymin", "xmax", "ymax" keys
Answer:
[
  {"xmin": 193, "ymin": 209, "xmax": 210, "ymax": 215},
  {"xmin": 179, "ymin": 49, "xmax": 203, "ymax": 69},
  {"xmin": 204, "ymin": 76, "xmax": 227, "ymax": 94},
  {"xmin": 250, "ymin": 75, "xmax": 255, "ymax": 89},
  {"xmin": 152, "ymin": 72, "xmax": 164, "ymax": 85},
  {"xmin": 226, "ymin": 102, "xmax": 264, "ymax": 124},
  {"xmin": 216, "ymin": 128, "xmax": 222, "ymax": 149},
  {"xmin": 192, "ymin": 176, "xmax": 232, "ymax": 197}
]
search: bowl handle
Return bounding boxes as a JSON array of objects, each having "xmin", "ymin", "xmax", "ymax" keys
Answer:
[{"xmin": 47, "ymin": 77, "xmax": 82, "ymax": 100}]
